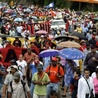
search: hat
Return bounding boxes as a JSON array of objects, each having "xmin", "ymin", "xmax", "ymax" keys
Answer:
[
  {"xmin": 80, "ymin": 40, "xmax": 85, "ymax": 43},
  {"xmin": 11, "ymin": 65, "xmax": 18, "ymax": 70},
  {"xmin": 51, "ymin": 57, "xmax": 57, "ymax": 61},
  {"xmin": 13, "ymin": 72, "xmax": 20, "ymax": 79},
  {"xmin": 37, "ymin": 64, "xmax": 43, "ymax": 69},
  {"xmin": 7, "ymin": 66, "xmax": 11, "ymax": 72}
]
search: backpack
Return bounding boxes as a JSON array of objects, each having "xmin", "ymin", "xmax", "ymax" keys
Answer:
[
  {"xmin": 10, "ymin": 80, "xmax": 27, "ymax": 98},
  {"xmin": 48, "ymin": 65, "xmax": 60, "ymax": 76}
]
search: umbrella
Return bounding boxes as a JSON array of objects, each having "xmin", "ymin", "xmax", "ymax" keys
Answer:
[
  {"xmin": 4, "ymin": 9, "xmax": 14, "ymax": 14},
  {"xmin": 36, "ymin": 30, "xmax": 48, "ymax": 34},
  {"xmin": 54, "ymin": 35, "xmax": 74, "ymax": 41},
  {"xmin": 57, "ymin": 41, "xmax": 81, "ymax": 48},
  {"xmin": 93, "ymin": 17, "xmax": 98, "ymax": 21},
  {"xmin": 59, "ymin": 48, "xmax": 85, "ymax": 60},
  {"xmin": 70, "ymin": 32, "xmax": 87, "ymax": 40},
  {"xmin": 39, "ymin": 49, "xmax": 59, "ymax": 57},
  {"xmin": 14, "ymin": 18, "xmax": 23, "ymax": 22},
  {"xmin": 24, "ymin": 8, "xmax": 31, "ymax": 13}
]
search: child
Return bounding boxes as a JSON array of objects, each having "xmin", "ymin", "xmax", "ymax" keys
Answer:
[{"xmin": 50, "ymin": 90, "xmax": 57, "ymax": 98}]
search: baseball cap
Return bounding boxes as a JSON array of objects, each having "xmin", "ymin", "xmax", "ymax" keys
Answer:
[
  {"xmin": 13, "ymin": 72, "xmax": 20, "ymax": 79},
  {"xmin": 37, "ymin": 64, "xmax": 43, "ymax": 70},
  {"xmin": 51, "ymin": 57, "xmax": 57, "ymax": 61}
]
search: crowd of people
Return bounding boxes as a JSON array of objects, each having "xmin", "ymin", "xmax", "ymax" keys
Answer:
[{"xmin": 0, "ymin": 1, "xmax": 98, "ymax": 98}]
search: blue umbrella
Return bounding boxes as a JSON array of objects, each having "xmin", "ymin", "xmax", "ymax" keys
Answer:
[
  {"xmin": 59, "ymin": 48, "xmax": 85, "ymax": 60},
  {"xmin": 39, "ymin": 49, "xmax": 59, "ymax": 57}
]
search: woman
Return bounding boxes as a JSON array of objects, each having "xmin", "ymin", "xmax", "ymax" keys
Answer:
[
  {"xmin": 93, "ymin": 68, "xmax": 98, "ymax": 98},
  {"xmin": 70, "ymin": 70, "xmax": 81, "ymax": 98}
]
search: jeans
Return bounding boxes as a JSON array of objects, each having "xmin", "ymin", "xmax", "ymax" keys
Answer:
[
  {"xmin": 47, "ymin": 82, "xmax": 60, "ymax": 98},
  {"xmin": 30, "ymin": 83, "xmax": 35, "ymax": 98},
  {"xmin": 72, "ymin": 90, "xmax": 77, "ymax": 98},
  {"xmin": 33, "ymin": 93, "xmax": 46, "ymax": 98}
]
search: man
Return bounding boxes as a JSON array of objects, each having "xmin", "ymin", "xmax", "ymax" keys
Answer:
[
  {"xmin": 77, "ymin": 68, "xmax": 95, "ymax": 98},
  {"xmin": 84, "ymin": 45, "xmax": 98, "ymax": 75},
  {"xmin": 17, "ymin": 54, "xmax": 27, "ymax": 80},
  {"xmin": 2, "ymin": 65, "xmax": 18, "ymax": 98},
  {"xmin": 30, "ymin": 58, "xmax": 43, "ymax": 98},
  {"xmin": 24, "ymin": 48, "xmax": 37, "ymax": 86},
  {"xmin": 45, "ymin": 57, "xmax": 64, "ymax": 98},
  {"xmin": 32, "ymin": 64, "xmax": 50, "ymax": 98},
  {"xmin": 24, "ymin": 48, "xmax": 37, "ymax": 64},
  {"xmin": 7, "ymin": 72, "xmax": 30, "ymax": 98},
  {"xmin": 0, "ymin": 62, "xmax": 6, "ymax": 98}
]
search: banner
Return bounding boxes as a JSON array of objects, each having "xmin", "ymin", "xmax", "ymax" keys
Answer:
[
  {"xmin": 69, "ymin": 0, "xmax": 98, "ymax": 3},
  {"xmin": 0, "ymin": 47, "xmax": 40, "ymax": 68}
]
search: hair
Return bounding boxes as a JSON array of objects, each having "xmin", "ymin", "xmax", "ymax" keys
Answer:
[
  {"xmin": 50, "ymin": 90, "xmax": 57, "ymax": 96},
  {"xmin": 75, "ymin": 69, "xmax": 81, "ymax": 77},
  {"xmin": 84, "ymin": 68, "xmax": 90, "ymax": 72}
]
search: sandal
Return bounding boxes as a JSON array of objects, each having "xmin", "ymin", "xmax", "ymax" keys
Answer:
[{"xmin": 62, "ymin": 95, "xmax": 66, "ymax": 97}]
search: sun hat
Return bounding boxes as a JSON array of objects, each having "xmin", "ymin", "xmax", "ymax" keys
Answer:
[{"xmin": 13, "ymin": 72, "xmax": 20, "ymax": 79}]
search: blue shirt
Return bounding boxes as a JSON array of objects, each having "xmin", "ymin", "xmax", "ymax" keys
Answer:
[{"xmin": 30, "ymin": 64, "xmax": 38, "ymax": 76}]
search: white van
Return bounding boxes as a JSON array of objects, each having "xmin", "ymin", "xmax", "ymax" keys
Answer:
[{"xmin": 50, "ymin": 19, "xmax": 66, "ymax": 30}]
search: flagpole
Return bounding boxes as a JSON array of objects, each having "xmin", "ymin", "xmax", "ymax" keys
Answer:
[{"xmin": 79, "ymin": 2, "xmax": 81, "ymax": 11}]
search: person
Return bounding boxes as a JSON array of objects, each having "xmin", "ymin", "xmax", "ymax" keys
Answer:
[
  {"xmin": 62, "ymin": 59, "xmax": 77, "ymax": 97},
  {"xmin": 22, "ymin": 37, "xmax": 30, "ymax": 48},
  {"xmin": 30, "ymin": 58, "xmax": 43, "ymax": 98},
  {"xmin": 91, "ymin": 66, "xmax": 98, "ymax": 79},
  {"xmin": 2, "ymin": 65, "xmax": 18, "ymax": 98},
  {"xmin": 45, "ymin": 57, "xmax": 64, "ymax": 98},
  {"xmin": 0, "ymin": 62, "xmax": 6, "ymax": 98},
  {"xmin": 7, "ymin": 72, "xmax": 30, "ymax": 98},
  {"xmin": 13, "ymin": 37, "xmax": 22, "ymax": 47},
  {"xmin": 77, "ymin": 68, "xmax": 95, "ymax": 98},
  {"xmin": 16, "ymin": 54, "xmax": 27, "ymax": 80},
  {"xmin": 23, "ymin": 48, "xmax": 37, "ymax": 64},
  {"xmin": 50, "ymin": 90, "xmax": 58, "ymax": 98},
  {"xmin": 84, "ymin": 45, "xmax": 98, "ymax": 75},
  {"xmin": 70, "ymin": 70, "xmax": 81, "ymax": 98},
  {"xmin": 32, "ymin": 64, "xmax": 50, "ymax": 98},
  {"xmin": 93, "ymin": 68, "xmax": 98, "ymax": 98},
  {"xmin": 24, "ymin": 48, "xmax": 37, "ymax": 86}
]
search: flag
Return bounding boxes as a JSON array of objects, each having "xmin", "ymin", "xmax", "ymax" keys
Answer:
[
  {"xmin": 48, "ymin": 2, "xmax": 54, "ymax": 8},
  {"xmin": 45, "ymin": 2, "xmax": 54, "ymax": 8}
]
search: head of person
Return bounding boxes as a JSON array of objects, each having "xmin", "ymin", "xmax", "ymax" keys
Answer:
[
  {"xmin": 37, "ymin": 64, "xmax": 43, "ymax": 73},
  {"xmin": 84, "ymin": 68, "xmax": 90, "ymax": 79},
  {"xmin": 10, "ymin": 59, "xmax": 17, "ymax": 65},
  {"xmin": 51, "ymin": 57, "xmax": 57, "ymax": 67},
  {"xmin": 27, "ymin": 48, "xmax": 32, "ymax": 55},
  {"xmin": 18, "ymin": 54, "xmax": 23, "ymax": 61},
  {"xmin": 74, "ymin": 70, "xmax": 81, "ymax": 78},
  {"xmin": 10, "ymin": 65, "xmax": 18, "ymax": 74},
  {"xmin": 95, "ymin": 67, "xmax": 98, "ymax": 78},
  {"xmin": 50, "ymin": 90, "xmax": 57, "ymax": 98},
  {"xmin": 13, "ymin": 72, "xmax": 21, "ymax": 83},
  {"xmin": 91, "ymin": 45, "xmax": 96, "ymax": 54}
]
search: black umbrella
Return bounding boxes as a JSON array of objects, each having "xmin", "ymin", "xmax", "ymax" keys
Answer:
[
  {"xmin": 54, "ymin": 35, "xmax": 74, "ymax": 41},
  {"xmin": 70, "ymin": 32, "xmax": 87, "ymax": 40}
]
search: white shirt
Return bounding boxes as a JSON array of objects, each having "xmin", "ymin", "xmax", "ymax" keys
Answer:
[
  {"xmin": 78, "ymin": 77, "xmax": 94, "ymax": 98},
  {"xmin": 17, "ymin": 60, "xmax": 27, "ymax": 75},
  {"xmin": 16, "ymin": 26, "xmax": 23, "ymax": 33},
  {"xmin": 91, "ymin": 72, "xmax": 96, "ymax": 79},
  {"xmin": 8, "ymin": 80, "xmax": 30, "ymax": 98}
]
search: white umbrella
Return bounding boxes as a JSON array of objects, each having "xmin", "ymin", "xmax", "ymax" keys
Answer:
[{"xmin": 14, "ymin": 18, "xmax": 23, "ymax": 22}]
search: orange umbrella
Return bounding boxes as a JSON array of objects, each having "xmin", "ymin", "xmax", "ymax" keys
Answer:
[{"xmin": 57, "ymin": 41, "xmax": 81, "ymax": 48}]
